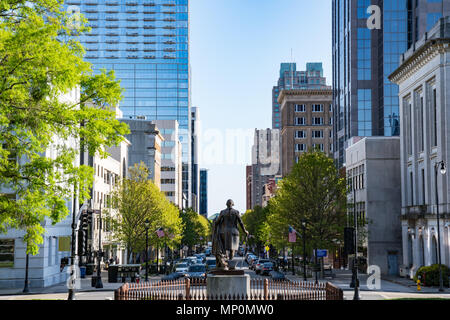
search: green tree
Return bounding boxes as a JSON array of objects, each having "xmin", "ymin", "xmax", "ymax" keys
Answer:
[
  {"xmin": 0, "ymin": 1, "xmax": 129, "ymax": 254},
  {"xmin": 107, "ymin": 163, "xmax": 182, "ymax": 263},
  {"xmin": 180, "ymin": 208, "xmax": 211, "ymax": 252},
  {"xmin": 269, "ymin": 150, "xmax": 347, "ymax": 257},
  {"xmin": 241, "ymin": 206, "xmax": 270, "ymax": 253}
]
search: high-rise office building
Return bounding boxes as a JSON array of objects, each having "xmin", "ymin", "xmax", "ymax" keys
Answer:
[
  {"xmin": 272, "ymin": 62, "xmax": 328, "ymax": 129},
  {"xmin": 278, "ymin": 88, "xmax": 333, "ymax": 176},
  {"xmin": 66, "ymin": 0, "xmax": 191, "ymax": 203},
  {"xmin": 191, "ymin": 107, "xmax": 199, "ymax": 212},
  {"xmin": 199, "ymin": 169, "xmax": 208, "ymax": 218},
  {"xmin": 332, "ymin": 0, "xmax": 449, "ymax": 168},
  {"xmin": 251, "ymin": 129, "xmax": 281, "ymax": 208}
]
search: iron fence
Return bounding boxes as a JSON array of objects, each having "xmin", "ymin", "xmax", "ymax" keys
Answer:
[{"xmin": 114, "ymin": 277, "xmax": 343, "ymax": 300}]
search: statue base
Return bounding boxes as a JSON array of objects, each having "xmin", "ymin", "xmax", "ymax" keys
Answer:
[
  {"xmin": 209, "ymin": 269, "xmax": 244, "ymax": 276},
  {"xmin": 206, "ymin": 274, "xmax": 250, "ymax": 299}
]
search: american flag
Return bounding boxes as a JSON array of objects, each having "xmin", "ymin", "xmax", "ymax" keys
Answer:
[
  {"xmin": 156, "ymin": 228, "xmax": 165, "ymax": 238},
  {"xmin": 288, "ymin": 226, "xmax": 297, "ymax": 243}
]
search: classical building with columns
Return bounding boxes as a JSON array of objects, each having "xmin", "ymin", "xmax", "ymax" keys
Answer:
[{"xmin": 389, "ymin": 17, "xmax": 450, "ymax": 278}]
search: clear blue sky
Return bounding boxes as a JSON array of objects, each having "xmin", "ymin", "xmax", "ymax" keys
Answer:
[{"xmin": 190, "ymin": 0, "xmax": 332, "ymax": 216}]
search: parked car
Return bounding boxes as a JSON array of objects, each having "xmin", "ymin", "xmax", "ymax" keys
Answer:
[
  {"xmin": 205, "ymin": 258, "xmax": 216, "ymax": 271},
  {"xmin": 194, "ymin": 253, "xmax": 206, "ymax": 263},
  {"xmin": 246, "ymin": 254, "xmax": 257, "ymax": 266},
  {"xmin": 205, "ymin": 248, "xmax": 212, "ymax": 256},
  {"xmin": 244, "ymin": 252, "xmax": 255, "ymax": 264},
  {"xmin": 175, "ymin": 263, "xmax": 189, "ymax": 275},
  {"xmin": 186, "ymin": 264, "xmax": 207, "ymax": 280},
  {"xmin": 254, "ymin": 259, "xmax": 271, "ymax": 274},
  {"xmin": 250, "ymin": 258, "xmax": 259, "ymax": 271},
  {"xmin": 261, "ymin": 262, "xmax": 274, "ymax": 275},
  {"xmin": 162, "ymin": 272, "xmax": 184, "ymax": 281},
  {"xmin": 269, "ymin": 271, "xmax": 286, "ymax": 281},
  {"xmin": 186, "ymin": 257, "xmax": 198, "ymax": 265}
]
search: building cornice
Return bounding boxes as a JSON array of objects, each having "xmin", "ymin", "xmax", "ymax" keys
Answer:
[
  {"xmin": 277, "ymin": 88, "xmax": 332, "ymax": 104},
  {"xmin": 389, "ymin": 39, "xmax": 450, "ymax": 84}
]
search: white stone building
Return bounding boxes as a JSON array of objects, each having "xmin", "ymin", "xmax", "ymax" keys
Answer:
[
  {"xmin": 345, "ymin": 137, "xmax": 402, "ymax": 275},
  {"xmin": 90, "ymin": 139, "xmax": 130, "ymax": 266},
  {"xmin": 0, "ymin": 89, "xmax": 81, "ymax": 289},
  {"xmin": 389, "ymin": 17, "xmax": 450, "ymax": 278},
  {"xmin": 153, "ymin": 120, "xmax": 183, "ymax": 208}
]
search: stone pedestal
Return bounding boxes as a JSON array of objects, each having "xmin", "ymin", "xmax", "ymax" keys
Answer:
[{"xmin": 207, "ymin": 274, "xmax": 250, "ymax": 299}]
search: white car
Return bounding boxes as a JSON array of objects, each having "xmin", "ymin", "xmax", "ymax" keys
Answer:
[{"xmin": 175, "ymin": 263, "xmax": 189, "ymax": 275}]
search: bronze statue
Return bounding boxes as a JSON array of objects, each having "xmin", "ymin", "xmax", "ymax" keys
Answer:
[{"xmin": 212, "ymin": 199, "xmax": 249, "ymax": 270}]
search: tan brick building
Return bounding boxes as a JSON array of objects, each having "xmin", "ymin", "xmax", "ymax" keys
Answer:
[{"xmin": 278, "ymin": 89, "xmax": 333, "ymax": 176}]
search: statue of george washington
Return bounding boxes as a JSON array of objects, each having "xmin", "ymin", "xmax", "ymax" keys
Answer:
[{"xmin": 211, "ymin": 199, "xmax": 249, "ymax": 270}]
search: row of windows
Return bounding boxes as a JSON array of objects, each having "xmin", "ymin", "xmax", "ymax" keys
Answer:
[
  {"xmin": 295, "ymin": 117, "xmax": 332, "ymax": 126},
  {"xmin": 295, "ymin": 130, "xmax": 332, "ymax": 139},
  {"xmin": 347, "ymin": 164, "xmax": 365, "ymax": 191},
  {"xmin": 294, "ymin": 104, "xmax": 332, "ymax": 113},
  {"xmin": 295, "ymin": 143, "xmax": 325, "ymax": 152}
]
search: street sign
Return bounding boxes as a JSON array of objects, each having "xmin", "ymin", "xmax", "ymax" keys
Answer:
[
  {"xmin": 265, "ymin": 245, "xmax": 270, "ymax": 252},
  {"xmin": 315, "ymin": 249, "xmax": 328, "ymax": 258}
]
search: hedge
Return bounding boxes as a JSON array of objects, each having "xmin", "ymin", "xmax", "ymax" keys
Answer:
[{"xmin": 414, "ymin": 264, "xmax": 449, "ymax": 287}]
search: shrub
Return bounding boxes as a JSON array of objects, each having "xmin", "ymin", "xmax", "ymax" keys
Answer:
[{"xmin": 414, "ymin": 264, "xmax": 449, "ymax": 287}]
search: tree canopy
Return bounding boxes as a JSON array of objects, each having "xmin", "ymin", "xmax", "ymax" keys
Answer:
[
  {"xmin": 269, "ymin": 150, "xmax": 347, "ymax": 252},
  {"xmin": 180, "ymin": 208, "xmax": 211, "ymax": 249},
  {"xmin": 108, "ymin": 163, "xmax": 182, "ymax": 263},
  {"xmin": 0, "ymin": 1, "xmax": 130, "ymax": 253}
]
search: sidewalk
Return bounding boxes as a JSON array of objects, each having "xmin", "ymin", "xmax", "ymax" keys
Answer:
[
  {"xmin": 285, "ymin": 268, "xmax": 450, "ymax": 294},
  {"xmin": 0, "ymin": 271, "xmax": 163, "ymax": 296}
]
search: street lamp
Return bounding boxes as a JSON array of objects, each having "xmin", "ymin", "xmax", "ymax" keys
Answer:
[
  {"xmin": 23, "ymin": 252, "xmax": 30, "ymax": 293},
  {"xmin": 434, "ymin": 160, "xmax": 446, "ymax": 292},
  {"xmin": 301, "ymin": 220, "xmax": 307, "ymax": 281},
  {"xmin": 350, "ymin": 183, "xmax": 360, "ymax": 300},
  {"xmin": 145, "ymin": 219, "xmax": 150, "ymax": 282},
  {"xmin": 95, "ymin": 204, "xmax": 103, "ymax": 289}
]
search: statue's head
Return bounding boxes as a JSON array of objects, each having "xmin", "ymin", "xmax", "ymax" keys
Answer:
[{"xmin": 226, "ymin": 199, "xmax": 234, "ymax": 208}]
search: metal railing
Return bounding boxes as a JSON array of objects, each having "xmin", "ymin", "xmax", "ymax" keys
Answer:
[{"xmin": 114, "ymin": 278, "xmax": 343, "ymax": 300}]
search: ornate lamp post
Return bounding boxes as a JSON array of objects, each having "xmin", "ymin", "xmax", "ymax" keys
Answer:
[
  {"xmin": 95, "ymin": 204, "xmax": 103, "ymax": 289},
  {"xmin": 301, "ymin": 220, "xmax": 307, "ymax": 281},
  {"xmin": 434, "ymin": 160, "xmax": 446, "ymax": 292},
  {"xmin": 23, "ymin": 252, "xmax": 30, "ymax": 293},
  {"xmin": 145, "ymin": 219, "xmax": 150, "ymax": 282}
]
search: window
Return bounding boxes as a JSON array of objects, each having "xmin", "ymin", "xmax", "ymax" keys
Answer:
[
  {"xmin": 312, "ymin": 130, "xmax": 323, "ymax": 138},
  {"xmin": 295, "ymin": 117, "xmax": 306, "ymax": 126},
  {"xmin": 161, "ymin": 179, "xmax": 176, "ymax": 184},
  {"xmin": 295, "ymin": 104, "xmax": 306, "ymax": 112},
  {"xmin": 432, "ymin": 88, "xmax": 437, "ymax": 147},
  {"xmin": 312, "ymin": 117, "xmax": 323, "ymax": 125},
  {"xmin": 313, "ymin": 144, "xmax": 324, "ymax": 151},
  {"xmin": 0, "ymin": 239, "xmax": 14, "ymax": 268},
  {"xmin": 295, "ymin": 130, "xmax": 306, "ymax": 139},
  {"xmin": 295, "ymin": 144, "xmax": 306, "ymax": 152},
  {"xmin": 312, "ymin": 104, "xmax": 323, "ymax": 112}
]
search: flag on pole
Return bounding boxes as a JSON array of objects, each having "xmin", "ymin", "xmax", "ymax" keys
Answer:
[
  {"xmin": 156, "ymin": 228, "xmax": 165, "ymax": 238},
  {"xmin": 288, "ymin": 226, "xmax": 297, "ymax": 243}
]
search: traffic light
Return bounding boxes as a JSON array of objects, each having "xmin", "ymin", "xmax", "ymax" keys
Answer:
[
  {"xmin": 344, "ymin": 227, "xmax": 355, "ymax": 255},
  {"xmin": 86, "ymin": 210, "xmax": 93, "ymax": 226},
  {"xmin": 77, "ymin": 229, "xmax": 86, "ymax": 256},
  {"xmin": 81, "ymin": 210, "xmax": 88, "ymax": 231}
]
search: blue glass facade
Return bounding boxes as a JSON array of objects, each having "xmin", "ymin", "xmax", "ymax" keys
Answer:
[
  {"xmin": 382, "ymin": 0, "xmax": 406, "ymax": 137},
  {"xmin": 199, "ymin": 169, "xmax": 207, "ymax": 217},
  {"xmin": 66, "ymin": 0, "xmax": 191, "ymax": 201},
  {"xmin": 332, "ymin": 0, "xmax": 407, "ymax": 167}
]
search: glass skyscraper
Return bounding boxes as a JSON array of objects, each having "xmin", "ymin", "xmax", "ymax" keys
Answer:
[
  {"xmin": 66, "ymin": 0, "xmax": 191, "ymax": 203},
  {"xmin": 332, "ymin": 0, "xmax": 449, "ymax": 168}
]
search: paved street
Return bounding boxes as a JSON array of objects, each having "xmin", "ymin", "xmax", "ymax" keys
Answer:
[{"xmin": 0, "ymin": 256, "xmax": 449, "ymax": 300}]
